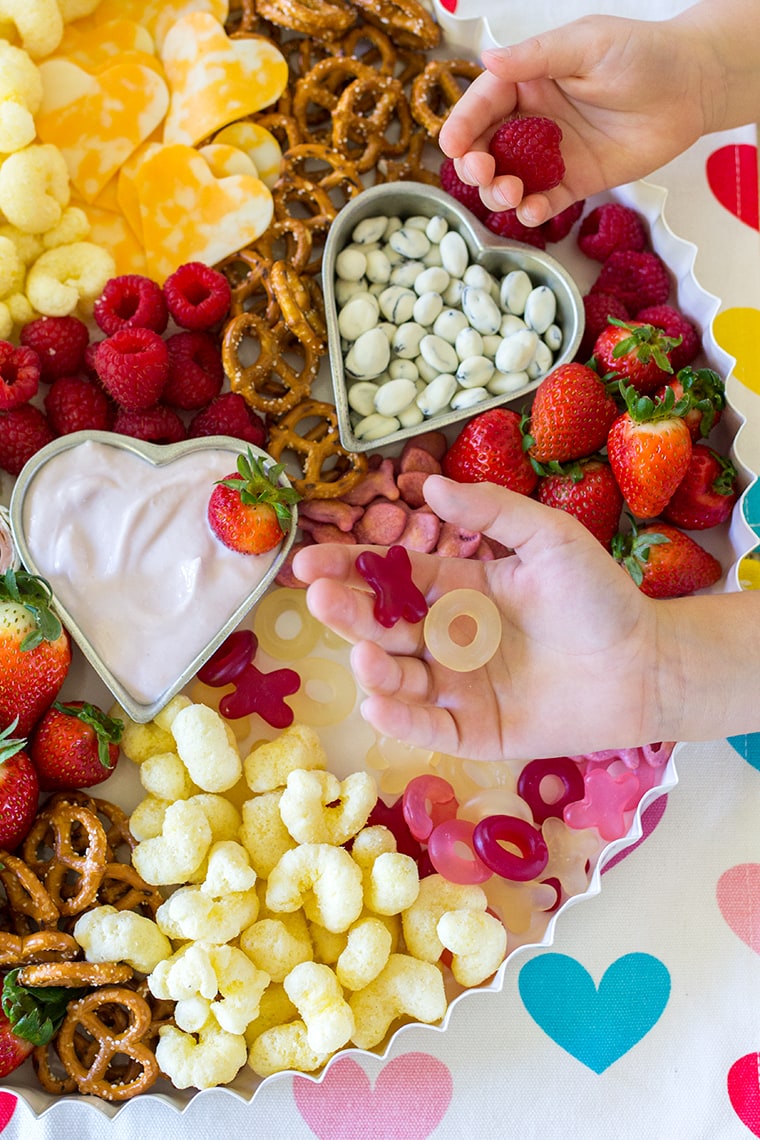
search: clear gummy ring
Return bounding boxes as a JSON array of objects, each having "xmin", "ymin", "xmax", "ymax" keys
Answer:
[
  {"xmin": 423, "ymin": 588, "xmax": 502, "ymax": 673},
  {"xmin": 254, "ymin": 587, "xmax": 322, "ymax": 661}
]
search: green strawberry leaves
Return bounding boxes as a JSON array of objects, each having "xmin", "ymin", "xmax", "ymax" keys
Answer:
[
  {"xmin": 1, "ymin": 968, "xmax": 84, "ymax": 1046},
  {"xmin": 52, "ymin": 701, "xmax": 123, "ymax": 769},
  {"xmin": 0, "ymin": 569, "xmax": 62, "ymax": 652},
  {"xmin": 216, "ymin": 449, "xmax": 300, "ymax": 531},
  {"xmin": 0, "ymin": 718, "xmax": 26, "ymax": 766},
  {"xmin": 611, "ymin": 518, "xmax": 670, "ymax": 587},
  {"xmin": 607, "ymin": 317, "xmax": 680, "ymax": 373}
]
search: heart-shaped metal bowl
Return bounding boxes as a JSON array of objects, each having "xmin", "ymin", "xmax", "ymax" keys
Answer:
[
  {"xmin": 9, "ymin": 431, "xmax": 297, "ymax": 723},
  {"xmin": 323, "ymin": 181, "xmax": 585, "ymax": 452}
]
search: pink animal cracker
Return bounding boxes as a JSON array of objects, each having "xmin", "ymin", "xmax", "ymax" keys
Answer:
[{"xmin": 355, "ymin": 543, "xmax": 428, "ymax": 629}]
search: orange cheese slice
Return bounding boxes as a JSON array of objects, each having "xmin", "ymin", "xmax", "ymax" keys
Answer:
[
  {"xmin": 212, "ymin": 122, "xmax": 282, "ymax": 189},
  {"xmin": 116, "ymin": 140, "xmax": 163, "ymax": 243},
  {"xmin": 72, "ymin": 197, "xmax": 148, "ymax": 277},
  {"xmin": 53, "ymin": 18, "xmax": 156, "ymax": 69},
  {"xmin": 93, "ymin": 0, "xmax": 229, "ymax": 50},
  {"xmin": 36, "ymin": 59, "xmax": 170, "ymax": 204},
  {"xmin": 197, "ymin": 143, "xmax": 259, "ymax": 179},
  {"xmin": 134, "ymin": 143, "xmax": 273, "ymax": 282},
  {"xmin": 160, "ymin": 13, "xmax": 287, "ymax": 147}
]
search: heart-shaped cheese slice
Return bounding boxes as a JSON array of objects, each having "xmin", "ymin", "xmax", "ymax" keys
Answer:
[
  {"xmin": 10, "ymin": 433, "xmax": 295, "ymax": 722},
  {"xmin": 212, "ymin": 121, "xmax": 282, "ymax": 188},
  {"xmin": 93, "ymin": 0, "xmax": 229, "ymax": 50},
  {"xmin": 53, "ymin": 18, "xmax": 157, "ymax": 70}
]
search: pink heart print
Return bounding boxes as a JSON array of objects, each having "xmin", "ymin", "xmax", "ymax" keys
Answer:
[
  {"xmin": 728, "ymin": 1054, "xmax": 760, "ymax": 1136},
  {"xmin": 716, "ymin": 864, "xmax": 760, "ymax": 954},
  {"xmin": 706, "ymin": 144, "xmax": 759, "ymax": 230},
  {"xmin": 293, "ymin": 1053, "xmax": 453, "ymax": 1140},
  {"xmin": 0, "ymin": 1093, "xmax": 16, "ymax": 1131}
]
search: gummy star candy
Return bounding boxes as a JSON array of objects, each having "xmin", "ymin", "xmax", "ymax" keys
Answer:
[
  {"xmin": 219, "ymin": 660, "xmax": 300, "ymax": 728},
  {"xmin": 355, "ymin": 544, "xmax": 428, "ymax": 629},
  {"xmin": 563, "ymin": 767, "xmax": 641, "ymax": 842},
  {"xmin": 541, "ymin": 816, "xmax": 602, "ymax": 897}
]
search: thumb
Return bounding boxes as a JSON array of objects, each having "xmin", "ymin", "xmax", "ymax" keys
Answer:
[{"xmin": 481, "ymin": 25, "xmax": 596, "ymax": 84}]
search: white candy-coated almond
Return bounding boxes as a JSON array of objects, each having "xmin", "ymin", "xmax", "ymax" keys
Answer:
[
  {"xmin": 461, "ymin": 286, "xmax": 502, "ymax": 335},
  {"xmin": 347, "ymin": 381, "xmax": 380, "ymax": 415},
  {"xmin": 392, "ymin": 321, "xmax": 426, "ymax": 359},
  {"xmin": 487, "ymin": 369, "xmax": 529, "ymax": 395},
  {"xmin": 335, "ymin": 278, "xmax": 366, "ymax": 307},
  {"xmin": 388, "ymin": 358, "xmax": 419, "ymax": 381},
  {"xmin": 463, "ymin": 264, "xmax": 496, "ymax": 293},
  {"xmin": 494, "ymin": 328, "xmax": 539, "ymax": 373},
  {"xmin": 455, "ymin": 326, "xmax": 484, "ymax": 362},
  {"xmin": 500, "ymin": 313, "xmax": 527, "ymax": 338},
  {"xmin": 422, "ymin": 244, "xmax": 444, "ymax": 267},
  {"xmin": 345, "ymin": 327, "xmax": 390, "ymax": 379},
  {"xmin": 439, "ymin": 230, "xmax": 468, "ymax": 278},
  {"xmin": 398, "ymin": 401, "xmax": 425, "ymax": 427},
  {"xmin": 433, "ymin": 308, "xmax": 469, "ymax": 343},
  {"xmin": 482, "ymin": 334, "xmax": 502, "ymax": 359},
  {"xmin": 450, "ymin": 386, "xmax": 490, "ymax": 410},
  {"xmin": 389, "ymin": 227, "xmax": 430, "ymax": 260},
  {"xmin": 420, "ymin": 333, "xmax": 459, "ymax": 374},
  {"xmin": 413, "ymin": 291, "xmax": 443, "ymax": 327},
  {"xmin": 352, "ymin": 215, "xmax": 388, "ymax": 244},
  {"xmin": 377, "ymin": 321, "xmax": 397, "ymax": 343},
  {"xmin": 544, "ymin": 323, "xmax": 563, "ymax": 351},
  {"xmin": 405, "ymin": 215, "xmax": 431, "ymax": 231},
  {"xmin": 456, "ymin": 354, "xmax": 495, "ymax": 389},
  {"xmin": 390, "ymin": 261, "xmax": 424, "ymax": 289},
  {"xmin": 415, "ymin": 354, "xmax": 439, "ymax": 383},
  {"xmin": 426, "ymin": 215, "xmax": 448, "ymax": 244},
  {"xmin": 500, "ymin": 269, "xmax": 532, "ymax": 314},
  {"xmin": 442, "ymin": 279, "xmax": 465, "ymax": 307},
  {"xmin": 524, "ymin": 285, "xmax": 557, "ymax": 334},
  {"xmin": 337, "ymin": 295, "xmax": 379, "ymax": 341},
  {"xmin": 527, "ymin": 339, "xmax": 554, "ymax": 379},
  {"xmin": 416, "ymin": 373, "xmax": 457, "ymax": 416},
  {"xmin": 365, "ymin": 249, "xmax": 392, "ymax": 284},
  {"xmin": 335, "ymin": 247, "xmax": 367, "ymax": 282},
  {"xmin": 353, "ymin": 412, "xmax": 399, "ymax": 440},
  {"xmin": 374, "ymin": 377, "xmax": 418, "ymax": 417},
  {"xmin": 379, "ymin": 285, "xmax": 416, "ymax": 324},
  {"xmin": 414, "ymin": 266, "xmax": 449, "ymax": 296}
]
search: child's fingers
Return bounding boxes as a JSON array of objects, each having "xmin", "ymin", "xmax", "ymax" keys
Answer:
[
  {"xmin": 304, "ymin": 577, "xmax": 426, "ymax": 656},
  {"xmin": 438, "ymin": 71, "xmax": 517, "ymax": 157},
  {"xmin": 349, "ymin": 640, "xmax": 435, "ymax": 704},
  {"xmin": 359, "ymin": 692, "xmax": 461, "ymax": 757}
]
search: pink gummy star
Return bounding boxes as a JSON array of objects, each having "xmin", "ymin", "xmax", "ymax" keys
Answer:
[
  {"xmin": 355, "ymin": 544, "xmax": 428, "ymax": 628},
  {"xmin": 563, "ymin": 767, "xmax": 641, "ymax": 842},
  {"xmin": 219, "ymin": 660, "xmax": 301, "ymax": 728}
]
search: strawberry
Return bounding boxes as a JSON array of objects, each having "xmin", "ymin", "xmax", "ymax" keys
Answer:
[
  {"xmin": 441, "ymin": 408, "xmax": 538, "ymax": 494},
  {"xmin": 536, "ymin": 457, "xmax": 624, "ymax": 547},
  {"xmin": 662, "ymin": 443, "xmax": 739, "ymax": 530},
  {"xmin": 207, "ymin": 449, "xmax": 300, "ymax": 555},
  {"xmin": 592, "ymin": 318, "xmax": 678, "ymax": 394},
  {"xmin": 0, "ymin": 720, "xmax": 39, "ymax": 850},
  {"xmin": 606, "ymin": 384, "xmax": 693, "ymax": 519},
  {"xmin": 0, "ymin": 1004, "xmax": 34, "ymax": 1077},
  {"xmin": 0, "ymin": 570, "xmax": 70, "ymax": 736},
  {"xmin": 612, "ymin": 520, "xmax": 722, "ymax": 598},
  {"xmin": 0, "ymin": 966, "xmax": 82, "ymax": 1074},
  {"xmin": 30, "ymin": 701, "xmax": 123, "ymax": 792},
  {"xmin": 655, "ymin": 366, "xmax": 726, "ymax": 441},
  {"xmin": 525, "ymin": 362, "xmax": 619, "ymax": 464}
]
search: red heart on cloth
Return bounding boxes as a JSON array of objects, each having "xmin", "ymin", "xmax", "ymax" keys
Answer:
[
  {"xmin": 706, "ymin": 144, "xmax": 759, "ymax": 229},
  {"xmin": 728, "ymin": 1053, "xmax": 760, "ymax": 1135},
  {"xmin": 0, "ymin": 1093, "xmax": 16, "ymax": 1131},
  {"xmin": 293, "ymin": 1054, "xmax": 453, "ymax": 1140},
  {"xmin": 716, "ymin": 863, "xmax": 760, "ymax": 953}
]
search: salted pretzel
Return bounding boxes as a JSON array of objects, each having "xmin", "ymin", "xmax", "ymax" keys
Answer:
[
  {"xmin": 18, "ymin": 961, "xmax": 134, "ymax": 988},
  {"xmin": 292, "ymin": 57, "xmax": 375, "ymax": 141},
  {"xmin": 0, "ymin": 929, "xmax": 80, "ymax": 968},
  {"xmin": 255, "ymin": 0, "xmax": 356, "ymax": 39},
  {"xmin": 342, "ymin": 23, "xmax": 399, "ymax": 75},
  {"xmin": 410, "ymin": 58, "xmax": 483, "ymax": 138},
  {"xmin": 272, "ymin": 175, "xmax": 338, "ymax": 232},
  {"xmin": 0, "ymin": 850, "xmax": 59, "ymax": 932},
  {"xmin": 223, "ymin": 310, "xmax": 322, "ymax": 416},
  {"xmin": 350, "ymin": 0, "xmax": 441, "ymax": 50},
  {"xmin": 97, "ymin": 862, "xmax": 164, "ymax": 920},
  {"xmin": 375, "ymin": 125, "xmax": 440, "ymax": 184},
  {"xmin": 250, "ymin": 216, "xmax": 313, "ymax": 276},
  {"xmin": 279, "ymin": 143, "xmax": 363, "ymax": 205},
  {"xmin": 267, "ymin": 398, "xmax": 368, "ymax": 499},
  {"xmin": 253, "ymin": 110, "xmax": 303, "ymax": 151},
  {"xmin": 268, "ymin": 260, "xmax": 327, "ymax": 354},
  {"xmin": 217, "ymin": 247, "xmax": 281, "ymax": 322},
  {"xmin": 332, "ymin": 74, "xmax": 413, "ymax": 172},
  {"xmin": 23, "ymin": 801, "xmax": 108, "ymax": 917}
]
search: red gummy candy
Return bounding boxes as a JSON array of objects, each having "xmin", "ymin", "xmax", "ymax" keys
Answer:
[
  {"xmin": 355, "ymin": 544, "xmax": 428, "ymax": 629},
  {"xmin": 197, "ymin": 629, "xmax": 257, "ymax": 686},
  {"xmin": 219, "ymin": 661, "xmax": 301, "ymax": 728}
]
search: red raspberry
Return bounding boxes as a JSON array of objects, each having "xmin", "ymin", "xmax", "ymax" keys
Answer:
[
  {"xmin": 95, "ymin": 327, "xmax": 169, "ymax": 411},
  {"xmin": 578, "ymin": 292, "xmax": 631, "ymax": 360},
  {"xmin": 19, "ymin": 316, "xmax": 89, "ymax": 383},
  {"xmin": 163, "ymin": 262, "xmax": 232, "ymax": 331},
  {"xmin": 634, "ymin": 304, "xmax": 700, "ymax": 372},
  {"xmin": 488, "ymin": 116, "xmax": 565, "ymax": 194},
  {"xmin": 483, "ymin": 209, "xmax": 546, "ymax": 248},
  {"xmin": 542, "ymin": 199, "xmax": 584, "ymax": 243},
  {"xmin": 188, "ymin": 392, "xmax": 266, "ymax": 448},
  {"xmin": 113, "ymin": 404, "xmax": 186, "ymax": 444},
  {"xmin": 0, "ymin": 342, "xmax": 40, "ymax": 409},
  {"xmin": 44, "ymin": 375, "xmax": 115, "ymax": 435},
  {"xmin": 0, "ymin": 404, "xmax": 55, "ymax": 474},
  {"xmin": 93, "ymin": 274, "xmax": 168, "ymax": 336},
  {"xmin": 590, "ymin": 250, "xmax": 671, "ymax": 312},
  {"xmin": 162, "ymin": 331, "xmax": 224, "ymax": 410},
  {"xmin": 438, "ymin": 157, "xmax": 489, "ymax": 221},
  {"xmin": 577, "ymin": 203, "xmax": 647, "ymax": 261}
]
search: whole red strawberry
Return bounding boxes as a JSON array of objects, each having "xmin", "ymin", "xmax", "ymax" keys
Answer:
[
  {"xmin": 0, "ymin": 1004, "xmax": 34, "ymax": 1078},
  {"xmin": 662, "ymin": 443, "xmax": 738, "ymax": 529},
  {"xmin": 441, "ymin": 408, "xmax": 538, "ymax": 494},
  {"xmin": 488, "ymin": 116, "xmax": 565, "ymax": 194},
  {"xmin": 0, "ymin": 720, "xmax": 39, "ymax": 850},
  {"xmin": 526, "ymin": 362, "xmax": 619, "ymax": 464},
  {"xmin": 0, "ymin": 570, "xmax": 71, "ymax": 736},
  {"xmin": 656, "ymin": 366, "xmax": 726, "ymax": 441},
  {"xmin": 606, "ymin": 384, "xmax": 693, "ymax": 519},
  {"xmin": 208, "ymin": 449, "xmax": 300, "ymax": 555},
  {"xmin": 592, "ymin": 319, "xmax": 678, "ymax": 394},
  {"xmin": 537, "ymin": 458, "xmax": 624, "ymax": 547},
  {"xmin": 612, "ymin": 520, "xmax": 722, "ymax": 598},
  {"xmin": 30, "ymin": 700, "xmax": 122, "ymax": 791}
]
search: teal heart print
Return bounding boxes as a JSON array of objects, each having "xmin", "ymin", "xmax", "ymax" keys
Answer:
[{"xmin": 518, "ymin": 953, "xmax": 671, "ymax": 1073}]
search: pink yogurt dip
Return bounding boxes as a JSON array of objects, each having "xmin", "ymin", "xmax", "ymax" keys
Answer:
[{"xmin": 21, "ymin": 439, "xmax": 282, "ymax": 704}]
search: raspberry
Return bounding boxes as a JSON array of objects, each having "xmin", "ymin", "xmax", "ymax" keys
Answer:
[
  {"xmin": 162, "ymin": 331, "xmax": 224, "ymax": 410},
  {"xmin": 438, "ymin": 157, "xmax": 489, "ymax": 221},
  {"xmin": 590, "ymin": 250, "xmax": 671, "ymax": 312},
  {"xmin": 578, "ymin": 292, "xmax": 631, "ymax": 361},
  {"xmin": 0, "ymin": 404, "xmax": 55, "ymax": 474},
  {"xmin": 112, "ymin": 405, "xmax": 187, "ymax": 444},
  {"xmin": 577, "ymin": 203, "xmax": 647, "ymax": 261},
  {"xmin": 542, "ymin": 199, "xmax": 584, "ymax": 243},
  {"xmin": 634, "ymin": 304, "xmax": 700, "ymax": 372},
  {"xmin": 483, "ymin": 209, "xmax": 546, "ymax": 249},
  {"xmin": 163, "ymin": 261, "xmax": 232, "ymax": 330},
  {"xmin": 0, "ymin": 342, "xmax": 40, "ymax": 409},
  {"xmin": 95, "ymin": 327, "xmax": 169, "ymax": 411},
  {"xmin": 44, "ymin": 375, "xmax": 115, "ymax": 435},
  {"xmin": 188, "ymin": 392, "xmax": 266, "ymax": 448},
  {"xmin": 93, "ymin": 274, "xmax": 168, "ymax": 336},
  {"xmin": 19, "ymin": 315, "xmax": 89, "ymax": 382},
  {"xmin": 488, "ymin": 116, "xmax": 565, "ymax": 194}
]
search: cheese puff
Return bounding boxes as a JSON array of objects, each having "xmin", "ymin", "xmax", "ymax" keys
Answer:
[
  {"xmin": 0, "ymin": 144, "xmax": 69, "ymax": 234},
  {"xmin": 129, "ymin": 794, "xmax": 168, "ymax": 842},
  {"xmin": 239, "ymin": 912, "xmax": 313, "ymax": 984},
  {"xmin": 348, "ymin": 954, "xmax": 447, "ymax": 1051},
  {"xmin": 335, "ymin": 917, "xmax": 392, "ymax": 991},
  {"xmin": 188, "ymin": 793, "xmax": 242, "ymax": 845},
  {"xmin": 244, "ymin": 983, "xmax": 298, "ymax": 1048},
  {"xmin": 247, "ymin": 1019, "xmax": 331, "ymax": 1078},
  {"xmin": 6, "ymin": 291, "xmax": 34, "ymax": 325},
  {"xmin": 174, "ymin": 996, "xmax": 210, "ymax": 1034},
  {"xmin": 156, "ymin": 882, "xmax": 259, "ymax": 943},
  {"xmin": 113, "ymin": 706, "xmax": 175, "ymax": 764},
  {"xmin": 0, "ymin": 224, "xmax": 42, "ymax": 265},
  {"xmin": 266, "ymin": 844, "xmax": 363, "ymax": 934},
  {"xmin": 0, "ymin": 43, "xmax": 42, "ymax": 114},
  {"xmin": 401, "ymin": 874, "xmax": 489, "ymax": 964},
  {"xmin": 0, "ymin": 237, "xmax": 24, "ymax": 300},
  {"xmin": 243, "ymin": 724, "xmax": 327, "ymax": 794},
  {"xmin": 171, "ymin": 703, "xmax": 242, "ymax": 793},
  {"xmin": 352, "ymin": 827, "xmax": 420, "ymax": 916},
  {"xmin": 0, "ymin": 100, "xmax": 36, "ymax": 155},
  {"xmin": 200, "ymin": 840, "xmax": 256, "ymax": 897},
  {"xmin": 41, "ymin": 205, "xmax": 90, "ymax": 249},
  {"xmin": 283, "ymin": 961, "xmax": 354, "ymax": 1055},
  {"xmin": 26, "ymin": 241, "xmax": 115, "ymax": 316},
  {"xmin": 309, "ymin": 922, "xmax": 347, "ymax": 966},
  {"xmin": 279, "ymin": 769, "xmax": 377, "ymax": 847},
  {"xmin": 153, "ymin": 694, "xmax": 193, "ymax": 733},
  {"xmin": 140, "ymin": 751, "xmax": 198, "ymax": 802},
  {"xmin": 0, "ymin": 306, "xmax": 12, "ymax": 340},
  {"xmin": 153, "ymin": 942, "xmax": 269, "ymax": 1037},
  {"xmin": 150, "ymin": 943, "xmax": 217, "ymax": 1003},
  {"xmin": 73, "ymin": 904, "xmax": 172, "ymax": 975},
  {"xmin": 131, "ymin": 797, "xmax": 212, "ymax": 885},
  {"xmin": 57, "ymin": 0, "xmax": 102, "ymax": 19},
  {"xmin": 436, "ymin": 910, "xmax": 508, "ymax": 988},
  {"xmin": 156, "ymin": 1021, "xmax": 248, "ymax": 1090},
  {"xmin": 0, "ymin": 0, "xmax": 64, "ymax": 59},
  {"xmin": 239, "ymin": 791, "xmax": 296, "ymax": 878}
]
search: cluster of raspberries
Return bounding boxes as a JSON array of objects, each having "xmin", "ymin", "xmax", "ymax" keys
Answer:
[{"xmin": 0, "ymin": 262, "xmax": 266, "ymax": 476}]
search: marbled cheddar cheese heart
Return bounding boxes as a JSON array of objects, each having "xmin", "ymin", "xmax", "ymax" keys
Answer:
[
  {"xmin": 197, "ymin": 142, "xmax": 260, "ymax": 178},
  {"xmin": 54, "ymin": 18, "xmax": 156, "ymax": 69},
  {"xmin": 36, "ymin": 59, "xmax": 170, "ymax": 203},
  {"xmin": 94, "ymin": 0, "xmax": 229, "ymax": 50},
  {"xmin": 117, "ymin": 140, "xmax": 163, "ymax": 242},
  {"xmin": 213, "ymin": 121, "xmax": 282, "ymax": 188},
  {"xmin": 134, "ymin": 143, "xmax": 273, "ymax": 282},
  {"xmin": 72, "ymin": 197, "xmax": 149, "ymax": 277},
  {"xmin": 161, "ymin": 12, "xmax": 287, "ymax": 147}
]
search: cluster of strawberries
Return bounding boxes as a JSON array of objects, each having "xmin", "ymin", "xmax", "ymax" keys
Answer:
[{"xmin": 0, "ymin": 262, "xmax": 266, "ymax": 477}]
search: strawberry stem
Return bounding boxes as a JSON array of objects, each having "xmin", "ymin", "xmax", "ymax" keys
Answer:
[
  {"xmin": 216, "ymin": 449, "xmax": 300, "ymax": 532},
  {"xmin": 52, "ymin": 702, "xmax": 123, "ymax": 770},
  {"xmin": 0, "ymin": 718, "xmax": 25, "ymax": 765},
  {"xmin": 1, "ymin": 968, "xmax": 85, "ymax": 1046},
  {"xmin": 0, "ymin": 570, "xmax": 62, "ymax": 652}
]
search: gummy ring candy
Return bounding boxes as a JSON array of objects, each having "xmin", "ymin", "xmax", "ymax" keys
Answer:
[
  {"xmin": 428, "ymin": 818, "xmax": 492, "ymax": 885},
  {"xmin": 423, "ymin": 589, "xmax": 501, "ymax": 673},
  {"xmin": 402, "ymin": 773, "xmax": 459, "ymax": 843},
  {"xmin": 517, "ymin": 757, "xmax": 586, "ymax": 826},
  {"xmin": 196, "ymin": 629, "xmax": 256, "ymax": 686},
  {"xmin": 254, "ymin": 587, "xmax": 321, "ymax": 661},
  {"xmin": 472, "ymin": 815, "xmax": 549, "ymax": 882},
  {"xmin": 285, "ymin": 656, "xmax": 356, "ymax": 726}
]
